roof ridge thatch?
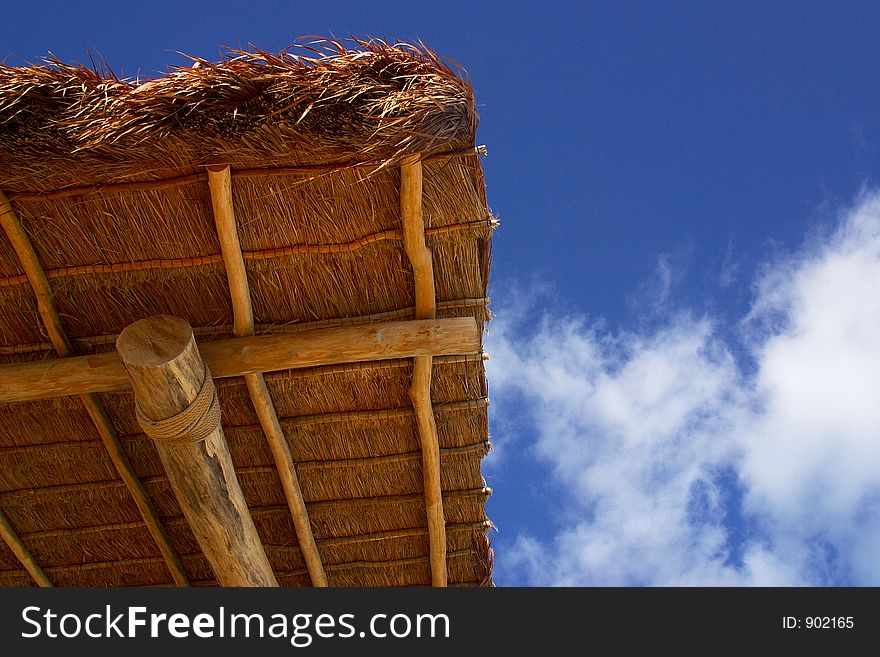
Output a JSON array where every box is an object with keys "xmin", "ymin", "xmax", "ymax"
[{"xmin": 0, "ymin": 38, "xmax": 475, "ymax": 171}]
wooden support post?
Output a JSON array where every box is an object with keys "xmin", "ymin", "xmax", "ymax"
[
  {"xmin": 208, "ymin": 165, "xmax": 328, "ymax": 587},
  {"xmin": 116, "ymin": 315, "xmax": 277, "ymax": 587},
  {"xmin": 0, "ymin": 191, "xmax": 189, "ymax": 587},
  {"xmin": 401, "ymin": 155, "xmax": 448, "ymax": 586},
  {"xmin": 0, "ymin": 507, "xmax": 52, "ymax": 587}
]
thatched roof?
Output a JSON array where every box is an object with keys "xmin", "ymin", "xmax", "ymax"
[{"xmin": 0, "ymin": 40, "xmax": 494, "ymax": 587}]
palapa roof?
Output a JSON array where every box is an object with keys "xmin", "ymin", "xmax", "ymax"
[{"xmin": 0, "ymin": 40, "xmax": 494, "ymax": 587}]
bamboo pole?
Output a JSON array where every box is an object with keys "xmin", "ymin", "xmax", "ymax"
[
  {"xmin": 208, "ymin": 165, "xmax": 328, "ymax": 587},
  {"xmin": 0, "ymin": 317, "xmax": 479, "ymax": 404},
  {"xmin": 0, "ymin": 507, "xmax": 52, "ymax": 586},
  {"xmin": 116, "ymin": 315, "xmax": 277, "ymax": 587},
  {"xmin": 0, "ymin": 191, "xmax": 189, "ymax": 587},
  {"xmin": 401, "ymin": 154, "xmax": 447, "ymax": 586}
]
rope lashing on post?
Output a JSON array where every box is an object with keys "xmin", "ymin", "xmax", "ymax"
[{"xmin": 136, "ymin": 367, "xmax": 221, "ymax": 443}]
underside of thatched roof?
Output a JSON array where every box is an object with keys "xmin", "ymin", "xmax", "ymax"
[{"xmin": 0, "ymin": 40, "xmax": 494, "ymax": 587}]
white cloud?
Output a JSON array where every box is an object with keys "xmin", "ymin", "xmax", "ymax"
[{"xmin": 487, "ymin": 191, "xmax": 880, "ymax": 586}]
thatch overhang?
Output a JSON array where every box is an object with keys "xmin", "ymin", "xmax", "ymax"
[{"xmin": 0, "ymin": 40, "xmax": 494, "ymax": 587}]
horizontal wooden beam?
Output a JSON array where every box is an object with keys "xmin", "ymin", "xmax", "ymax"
[
  {"xmin": 0, "ymin": 317, "xmax": 480, "ymax": 404},
  {"xmin": 0, "ymin": 298, "xmax": 489, "ymax": 355}
]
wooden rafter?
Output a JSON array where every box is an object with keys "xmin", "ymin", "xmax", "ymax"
[
  {"xmin": 0, "ymin": 317, "xmax": 479, "ymax": 404},
  {"xmin": 207, "ymin": 165, "xmax": 328, "ymax": 587},
  {"xmin": 0, "ymin": 506, "xmax": 51, "ymax": 586},
  {"xmin": 0, "ymin": 191, "xmax": 190, "ymax": 587},
  {"xmin": 400, "ymin": 155, "xmax": 448, "ymax": 586}
]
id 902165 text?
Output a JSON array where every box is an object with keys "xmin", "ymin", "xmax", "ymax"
[{"xmin": 782, "ymin": 616, "xmax": 854, "ymax": 630}]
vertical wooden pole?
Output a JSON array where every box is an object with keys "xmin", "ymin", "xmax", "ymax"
[
  {"xmin": 401, "ymin": 155, "xmax": 448, "ymax": 586},
  {"xmin": 207, "ymin": 165, "xmax": 328, "ymax": 587},
  {"xmin": 116, "ymin": 315, "xmax": 277, "ymax": 587}
]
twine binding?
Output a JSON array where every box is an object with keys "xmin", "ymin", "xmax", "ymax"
[{"xmin": 136, "ymin": 367, "xmax": 221, "ymax": 443}]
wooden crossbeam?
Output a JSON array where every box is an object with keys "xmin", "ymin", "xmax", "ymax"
[
  {"xmin": 0, "ymin": 191, "xmax": 190, "ymax": 587},
  {"xmin": 208, "ymin": 165, "xmax": 328, "ymax": 587},
  {"xmin": 0, "ymin": 317, "xmax": 479, "ymax": 404},
  {"xmin": 0, "ymin": 298, "xmax": 489, "ymax": 356},
  {"xmin": 400, "ymin": 155, "xmax": 448, "ymax": 586}
]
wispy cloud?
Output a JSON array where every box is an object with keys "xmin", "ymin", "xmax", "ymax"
[
  {"xmin": 626, "ymin": 243, "xmax": 693, "ymax": 318},
  {"xmin": 487, "ymin": 191, "xmax": 880, "ymax": 586},
  {"xmin": 719, "ymin": 238, "xmax": 738, "ymax": 288}
]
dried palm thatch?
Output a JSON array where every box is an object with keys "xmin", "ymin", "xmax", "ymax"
[{"xmin": 0, "ymin": 39, "xmax": 494, "ymax": 587}]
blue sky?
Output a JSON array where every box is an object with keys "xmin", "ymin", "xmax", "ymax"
[{"xmin": 4, "ymin": 1, "xmax": 880, "ymax": 586}]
